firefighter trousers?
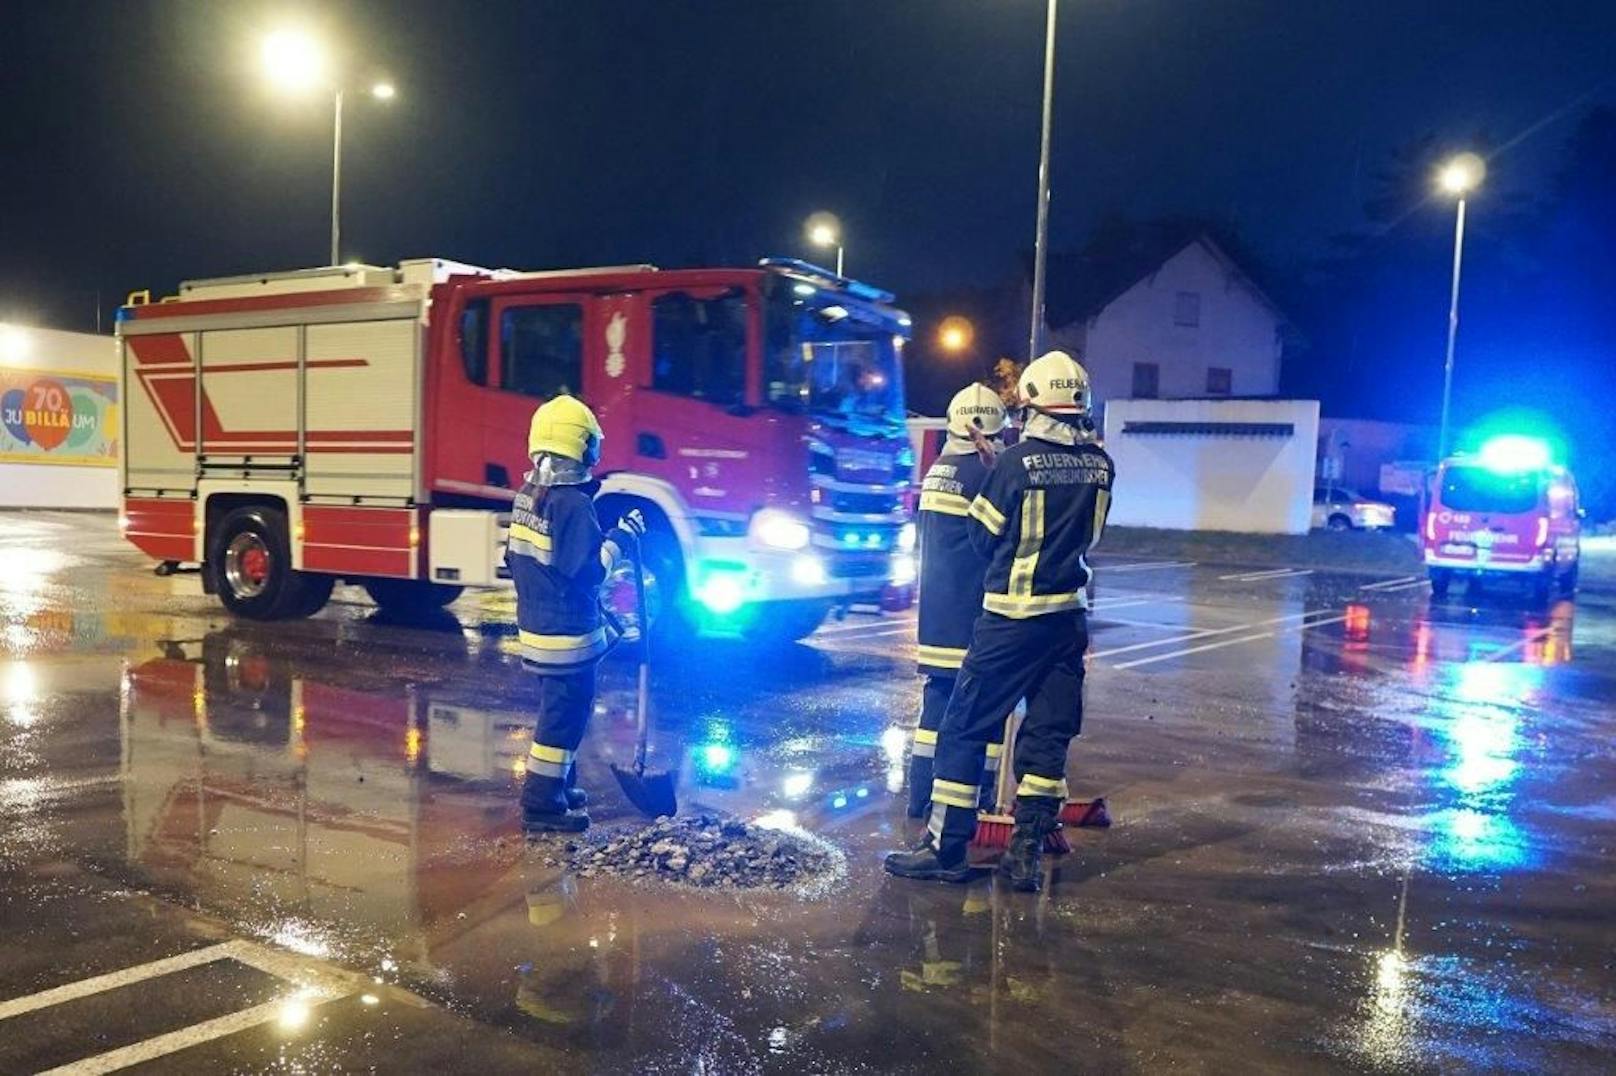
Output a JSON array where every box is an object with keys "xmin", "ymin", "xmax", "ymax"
[
  {"xmin": 909, "ymin": 674, "xmax": 1003, "ymax": 817},
  {"xmin": 927, "ymin": 610, "xmax": 1088, "ymax": 858},
  {"xmin": 520, "ymin": 663, "xmax": 597, "ymax": 814}
]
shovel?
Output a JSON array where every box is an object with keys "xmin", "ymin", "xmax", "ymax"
[{"xmin": 610, "ymin": 535, "xmax": 678, "ymax": 818}]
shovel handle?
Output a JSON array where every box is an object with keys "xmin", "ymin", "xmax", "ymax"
[{"xmin": 631, "ymin": 532, "xmax": 651, "ymax": 773}]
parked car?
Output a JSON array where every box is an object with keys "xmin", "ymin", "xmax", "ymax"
[{"xmin": 1313, "ymin": 485, "xmax": 1397, "ymax": 531}]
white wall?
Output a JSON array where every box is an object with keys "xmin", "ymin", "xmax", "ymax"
[
  {"xmin": 1074, "ymin": 242, "xmax": 1283, "ymax": 416},
  {"xmin": 0, "ymin": 323, "xmax": 120, "ymax": 509},
  {"xmin": 1104, "ymin": 399, "xmax": 1321, "ymax": 534}
]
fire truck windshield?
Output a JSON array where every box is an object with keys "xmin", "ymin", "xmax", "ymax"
[{"xmin": 765, "ymin": 279, "xmax": 906, "ymax": 429}]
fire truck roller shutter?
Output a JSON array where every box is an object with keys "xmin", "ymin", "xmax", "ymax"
[{"xmin": 302, "ymin": 318, "xmax": 421, "ymax": 503}]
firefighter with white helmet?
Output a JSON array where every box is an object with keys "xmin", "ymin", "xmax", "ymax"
[
  {"xmin": 887, "ymin": 351, "xmax": 1114, "ymax": 890},
  {"xmin": 907, "ymin": 383, "xmax": 1007, "ymax": 818},
  {"xmin": 506, "ymin": 394, "xmax": 644, "ymax": 833}
]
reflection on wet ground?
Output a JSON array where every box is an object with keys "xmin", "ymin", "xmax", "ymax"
[{"xmin": 2, "ymin": 512, "xmax": 1614, "ymax": 1072}]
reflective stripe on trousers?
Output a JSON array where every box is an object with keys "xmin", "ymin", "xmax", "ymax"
[{"xmin": 526, "ymin": 741, "xmax": 577, "ymax": 778}]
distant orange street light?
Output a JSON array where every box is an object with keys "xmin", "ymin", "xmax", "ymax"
[{"xmin": 937, "ymin": 316, "xmax": 975, "ymax": 354}]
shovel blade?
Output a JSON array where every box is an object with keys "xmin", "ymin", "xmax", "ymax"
[{"xmin": 610, "ymin": 764, "xmax": 678, "ymax": 819}]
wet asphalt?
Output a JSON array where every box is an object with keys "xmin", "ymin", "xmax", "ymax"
[{"xmin": 1, "ymin": 511, "xmax": 1613, "ymax": 1073}]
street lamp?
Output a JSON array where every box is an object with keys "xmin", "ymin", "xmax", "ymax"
[
  {"xmin": 1029, "ymin": 0, "xmax": 1058, "ymax": 361},
  {"xmin": 260, "ymin": 28, "xmax": 395, "ymax": 266},
  {"xmin": 1434, "ymin": 151, "xmax": 1485, "ymax": 460},
  {"xmin": 805, "ymin": 212, "xmax": 844, "ymax": 277},
  {"xmin": 937, "ymin": 316, "xmax": 975, "ymax": 355}
]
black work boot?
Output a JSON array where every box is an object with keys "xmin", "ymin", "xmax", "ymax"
[
  {"xmin": 884, "ymin": 835, "xmax": 974, "ymax": 884},
  {"xmin": 564, "ymin": 787, "xmax": 588, "ymax": 811},
  {"xmin": 522, "ymin": 807, "xmax": 590, "ymax": 835},
  {"xmin": 523, "ymin": 778, "xmax": 588, "ymax": 834},
  {"xmin": 1000, "ymin": 802, "xmax": 1057, "ymax": 892}
]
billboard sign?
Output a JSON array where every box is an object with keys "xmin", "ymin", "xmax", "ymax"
[{"xmin": 0, "ymin": 368, "xmax": 119, "ymax": 467}]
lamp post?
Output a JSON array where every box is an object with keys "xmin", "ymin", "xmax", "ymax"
[
  {"xmin": 805, "ymin": 212, "xmax": 844, "ymax": 277},
  {"xmin": 1434, "ymin": 152, "xmax": 1484, "ymax": 460},
  {"xmin": 261, "ymin": 29, "xmax": 395, "ymax": 266},
  {"xmin": 1028, "ymin": 0, "xmax": 1058, "ymax": 361}
]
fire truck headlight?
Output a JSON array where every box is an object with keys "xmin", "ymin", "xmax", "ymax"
[
  {"xmin": 750, "ymin": 508, "xmax": 811, "ymax": 551},
  {"xmin": 791, "ymin": 555, "xmax": 827, "ymax": 586},
  {"xmin": 896, "ymin": 522, "xmax": 916, "ymax": 553},
  {"xmin": 891, "ymin": 554, "xmax": 917, "ymax": 587}
]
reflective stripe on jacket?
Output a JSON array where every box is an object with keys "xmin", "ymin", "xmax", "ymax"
[
  {"xmin": 965, "ymin": 437, "xmax": 1114, "ymax": 619},
  {"xmin": 505, "ymin": 480, "xmax": 610, "ymax": 668},
  {"xmin": 917, "ymin": 449, "xmax": 992, "ymax": 674}
]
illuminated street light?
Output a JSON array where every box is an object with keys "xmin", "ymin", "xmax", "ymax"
[
  {"xmin": 937, "ymin": 315, "xmax": 975, "ymax": 354},
  {"xmin": 260, "ymin": 28, "xmax": 395, "ymax": 266},
  {"xmin": 805, "ymin": 212, "xmax": 844, "ymax": 277},
  {"xmin": 261, "ymin": 29, "xmax": 328, "ymax": 94},
  {"xmin": 1434, "ymin": 152, "xmax": 1486, "ymax": 458}
]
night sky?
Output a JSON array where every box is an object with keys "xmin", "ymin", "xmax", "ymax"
[{"xmin": 3, "ymin": 0, "xmax": 1613, "ymax": 331}]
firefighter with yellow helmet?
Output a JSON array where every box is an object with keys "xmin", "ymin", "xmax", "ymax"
[
  {"xmin": 908, "ymin": 383, "xmax": 1007, "ymax": 818},
  {"xmin": 887, "ymin": 351, "xmax": 1114, "ymax": 891},
  {"xmin": 506, "ymin": 394, "xmax": 644, "ymax": 833}
]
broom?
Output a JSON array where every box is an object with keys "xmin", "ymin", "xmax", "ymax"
[{"xmin": 970, "ymin": 710, "xmax": 1106, "ymax": 853}]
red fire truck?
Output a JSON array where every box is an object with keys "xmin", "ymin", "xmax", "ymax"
[{"xmin": 119, "ymin": 257, "xmax": 916, "ymax": 641}]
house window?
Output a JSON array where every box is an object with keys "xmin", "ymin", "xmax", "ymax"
[
  {"xmin": 1132, "ymin": 362, "xmax": 1160, "ymax": 399},
  {"xmin": 1174, "ymin": 291, "xmax": 1201, "ymax": 327},
  {"xmin": 500, "ymin": 303, "xmax": 583, "ymax": 399},
  {"xmin": 1207, "ymin": 366, "xmax": 1232, "ymax": 395},
  {"xmin": 650, "ymin": 289, "xmax": 747, "ymax": 406}
]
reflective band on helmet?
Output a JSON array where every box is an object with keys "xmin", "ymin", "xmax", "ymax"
[
  {"xmin": 931, "ymin": 778, "xmax": 979, "ymax": 809},
  {"xmin": 917, "ymin": 644, "xmax": 967, "ymax": 669},
  {"xmin": 968, "ymin": 495, "xmax": 1006, "ymax": 535},
  {"xmin": 982, "ymin": 590, "xmax": 1087, "ymax": 617},
  {"xmin": 518, "ymin": 627, "xmax": 608, "ymax": 667},
  {"xmin": 1017, "ymin": 773, "xmax": 1069, "ymax": 799},
  {"xmin": 919, "ymin": 490, "xmax": 971, "ymax": 517}
]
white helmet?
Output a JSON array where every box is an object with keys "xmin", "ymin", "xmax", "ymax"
[
  {"xmin": 946, "ymin": 383, "xmax": 1008, "ymax": 438},
  {"xmin": 1018, "ymin": 350, "xmax": 1092, "ymax": 420}
]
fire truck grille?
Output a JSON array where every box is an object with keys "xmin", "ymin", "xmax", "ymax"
[
  {"xmin": 828, "ymin": 555, "xmax": 891, "ymax": 579},
  {"xmin": 831, "ymin": 490, "xmax": 902, "ymax": 516}
]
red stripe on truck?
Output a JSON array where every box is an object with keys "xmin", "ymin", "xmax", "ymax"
[
  {"xmin": 301, "ymin": 506, "xmax": 417, "ymax": 578},
  {"xmin": 123, "ymin": 498, "xmax": 195, "ymax": 561},
  {"xmin": 126, "ymin": 286, "xmax": 417, "ymax": 320}
]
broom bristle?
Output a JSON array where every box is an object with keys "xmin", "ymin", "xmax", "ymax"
[
  {"xmin": 969, "ymin": 812, "xmax": 1015, "ymax": 850},
  {"xmin": 1044, "ymin": 825, "xmax": 1072, "ymax": 854},
  {"xmin": 1058, "ymin": 796, "xmax": 1110, "ymax": 828}
]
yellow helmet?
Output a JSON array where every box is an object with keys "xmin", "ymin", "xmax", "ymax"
[{"xmin": 528, "ymin": 395, "xmax": 603, "ymax": 465}]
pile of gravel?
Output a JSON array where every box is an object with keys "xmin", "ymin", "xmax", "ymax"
[{"xmin": 535, "ymin": 814, "xmax": 839, "ymax": 890}]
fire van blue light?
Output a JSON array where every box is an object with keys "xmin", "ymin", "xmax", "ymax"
[
  {"xmin": 694, "ymin": 561, "xmax": 749, "ymax": 615},
  {"xmin": 1477, "ymin": 435, "xmax": 1551, "ymax": 474}
]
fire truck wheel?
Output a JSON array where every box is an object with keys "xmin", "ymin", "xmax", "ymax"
[
  {"xmin": 746, "ymin": 599, "xmax": 831, "ymax": 646},
  {"xmin": 362, "ymin": 578, "xmax": 465, "ymax": 615},
  {"xmin": 209, "ymin": 505, "xmax": 325, "ymax": 620}
]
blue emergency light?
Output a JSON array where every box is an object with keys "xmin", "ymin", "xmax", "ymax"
[{"xmin": 1477, "ymin": 435, "xmax": 1551, "ymax": 474}]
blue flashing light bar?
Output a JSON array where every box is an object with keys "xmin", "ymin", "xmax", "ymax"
[
  {"xmin": 758, "ymin": 257, "xmax": 897, "ymax": 305},
  {"xmin": 1476, "ymin": 435, "xmax": 1551, "ymax": 474}
]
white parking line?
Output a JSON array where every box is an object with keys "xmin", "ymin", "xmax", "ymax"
[
  {"xmin": 1481, "ymin": 626, "xmax": 1555, "ymax": 663},
  {"xmin": 0, "ymin": 939, "xmax": 364, "ymax": 1074},
  {"xmin": 815, "ymin": 615, "xmax": 917, "ymax": 636},
  {"xmin": 1110, "ymin": 611, "xmax": 1348, "ymax": 670},
  {"xmin": 1376, "ymin": 579, "xmax": 1430, "ymax": 593},
  {"xmin": 1219, "ymin": 567, "xmax": 1314, "ymax": 582},
  {"xmin": 1100, "ymin": 560, "xmax": 1196, "ymax": 573},
  {"xmin": 1360, "ymin": 574, "xmax": 1422, "ymax": 591},
  {"xmin": 1090, "ymin": 608, "xmax": 1325, "ymax": 660}
]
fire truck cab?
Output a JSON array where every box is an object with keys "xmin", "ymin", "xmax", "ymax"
[{"xmin": 119, "ymin": 257, "xmax": 916, "ymax": 642}]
